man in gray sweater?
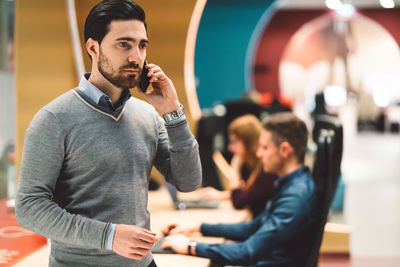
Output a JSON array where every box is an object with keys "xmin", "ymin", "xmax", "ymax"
[{"xmin": 15, "ymin": 1, "xmax": 202, "ymax": 266}]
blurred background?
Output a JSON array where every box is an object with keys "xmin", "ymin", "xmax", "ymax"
[{"xmin": 1, "ymin": 0, "xmax": 400, "ymax": 265}]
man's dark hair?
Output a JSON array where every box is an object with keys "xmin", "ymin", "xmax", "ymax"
[
  {"xmin": 84, "ymin": 0, "xmax": 147, "ymax": 45},
  {"xmin": 262, "ymin": 112, "xmax": 308, "ymax": 163}
]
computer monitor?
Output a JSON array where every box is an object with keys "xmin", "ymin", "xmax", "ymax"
[{"xmin": 165, "ymin": 182, "xmax": 219, "ymax": 210}]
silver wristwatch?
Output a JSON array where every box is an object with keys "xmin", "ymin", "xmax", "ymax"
[
  {"xmin": 162, "ymin": 104, "xmax": 185, "ymax": 122},
  {"xmin": 187, "ymin": 240, "xmax": 197, "ymax": 255}
]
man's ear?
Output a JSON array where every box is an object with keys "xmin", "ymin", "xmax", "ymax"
[
  {"xmin": 279, "ymin": 141, "xmax": 293, "ymax": 159},
  {"xmin": 86, "ymin": 38, "xmax": 99, "ymax": 60}
]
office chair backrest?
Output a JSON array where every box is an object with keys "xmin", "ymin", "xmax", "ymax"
[
  {"xmin": 197, "ymin": 110, "xmax": 225, "ymax": 142},
  {"xmin": 224, "ymin": 100, "xmax": 265, "ymax": 124},
  {"xmin": 196, "ymin": 111, "xmax": 226, "ymax": 190},
  {"xmin": 311, "ymin": 115, "xmax": 343, "ymax": 195},
  {"xmin": 306, "ymin": 115, "xmax": 343, "ymax": 267}
]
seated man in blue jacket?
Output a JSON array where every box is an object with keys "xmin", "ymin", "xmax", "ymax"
[{"xmin": 161, "ymin": 112, "xmax": 320, "ymax": 267}]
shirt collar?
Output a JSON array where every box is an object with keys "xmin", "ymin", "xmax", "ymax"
[
  {"xmin": 274, "ymin": 166, "xmax": 309, "ymax": 190},
  {"xmin": 78, "ymin": 73, "xmax": 132, "ymax": 111},
  {"xmin": 78, "ymin": 73, "xmax": 106, "ymax": 105}
]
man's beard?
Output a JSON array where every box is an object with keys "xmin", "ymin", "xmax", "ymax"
[{"xmin": 98, "ymin": 49, "xmax": 139, "ymax": 90}]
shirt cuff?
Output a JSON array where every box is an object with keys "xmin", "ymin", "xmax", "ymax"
[
  {"xmin": 106, "ymin": 223, "xmax": 116, "ymax": 250},
  {"xmin": 200, "ymin": 223, "xmax": 214, "ymax": 236},
  {"xmin": 194, "ymin": 242, "xmax": 211, "ymax": 258}
]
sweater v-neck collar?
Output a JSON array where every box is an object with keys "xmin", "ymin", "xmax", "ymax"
[{"xmin": 73, "ymin": 89, "xmax": 129, "ymax": 121}]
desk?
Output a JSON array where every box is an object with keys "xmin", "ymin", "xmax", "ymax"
[
  {"xmin": 149, "ymin": 188, "xmax": 249, "ymax": 267},
  {"xmin": 10, "ymin": 188, "xmax": 249, "ymax": 266}
]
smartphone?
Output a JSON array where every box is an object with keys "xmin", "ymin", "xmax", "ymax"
[{"xmin": 139, "ymin": 61, "xmax": 151, "ymax": 93}]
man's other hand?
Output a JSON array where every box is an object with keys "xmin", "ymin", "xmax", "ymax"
[{"xmin": 113, "ymin": 224, "xmax": 158, "ymax": 260}]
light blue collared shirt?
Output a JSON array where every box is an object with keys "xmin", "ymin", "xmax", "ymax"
[
  {"xmin": 78, "ymin": 73, "xmax": 132, "ymax": 111},
  {"xmin": 79, "ymin": 73, "xmax": 107, "ymax": 105}
]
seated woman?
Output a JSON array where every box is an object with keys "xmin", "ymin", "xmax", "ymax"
[{"xmin": 199, "ymin": 114, "xmax": 277, "ymax": 217}]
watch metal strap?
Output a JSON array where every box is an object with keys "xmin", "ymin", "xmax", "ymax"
[{"xmin": 162, "ymin": 104, "xmax": 185, "ymax": 122}]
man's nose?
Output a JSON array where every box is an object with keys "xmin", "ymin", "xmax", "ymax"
[
  {"xmin": 128, "ymin": 55, "xmax": 141, "ymax": 65},
  {"xmin": 128, "ymin": 48, "xmax": 143, "ymax": 64}
]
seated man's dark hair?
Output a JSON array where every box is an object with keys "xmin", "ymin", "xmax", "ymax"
[{"xmin": 262, "ymin": 112, "xmax": 308, "ymax": 163}]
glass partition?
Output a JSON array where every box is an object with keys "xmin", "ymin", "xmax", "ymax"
[{"xmin": 0, "ymin": 0, "xmax": 16, "ymax": 199}]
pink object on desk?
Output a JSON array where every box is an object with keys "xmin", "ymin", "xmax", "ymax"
[{"xmin": 0, "ymin": 198, "xmax": 47, "ymax": 266}]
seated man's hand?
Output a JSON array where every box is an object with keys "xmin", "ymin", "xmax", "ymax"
[
  {"xmin": 161, "ymin": 220, "xmax": 201, "ymax": 235},
  {"xmin": 113, "ymin": 224, "xmax": 158, "ymax": 260},
  {"xmin": 161, "ymin": 234, "xmax": 190, "ymax": 254}
]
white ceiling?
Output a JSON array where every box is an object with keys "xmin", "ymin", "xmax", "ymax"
[{"xmin": 279, "ymin": 0, "xmax": 399, "ymax": 9}]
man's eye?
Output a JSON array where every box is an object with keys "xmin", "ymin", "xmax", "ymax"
[
  {"xmin": 140, "ymin": 43, "xmax": 147, "ymax": 49},
  {"xmin": 118, "ymin": 42, "xmax": 128, "ymax": 48}
]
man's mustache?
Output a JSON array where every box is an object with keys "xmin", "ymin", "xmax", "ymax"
[{"xmin": 121, "ymin": 63, "xmax": 140, "ymax": 70}]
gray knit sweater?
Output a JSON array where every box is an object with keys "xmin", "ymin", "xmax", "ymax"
[{"xmin": 15, "ymin": 89, "xmax": 202, "ymax": 266}]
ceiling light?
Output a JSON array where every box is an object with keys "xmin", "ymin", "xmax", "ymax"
[
  {"xmin": 380, "ymin": 0, "xmax": 395, "ymax": 8},
  {"xmin": 324, "ymin": 85, "xmax": 347, "ymax": 107},
  {"xmin": 337, "ymin": 3, "xmax": 355, "ymax": 18},
  {"xmin": 325, "ymin": 0, "xmax": 342, "ymax": 10},
  {"xmin": 373, "ymin": 88, "xmax": 390, "ymax": 108}
]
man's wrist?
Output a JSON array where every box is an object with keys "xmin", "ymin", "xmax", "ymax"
[
  {"xmin": 159, "ymin": 102, "xmax": 181, "ymax": 115},
  {"xmin": 194, "ymin": 222, "xmax": 201, "ymax": 233},
  {"xmin": 187, "ymin": 240, "xmax": 197, "ymax": 256}
]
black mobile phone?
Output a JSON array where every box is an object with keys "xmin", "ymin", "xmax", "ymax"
[{"xmin": 139, "ymin": 61, "xmax": 151, "ymax": 92}]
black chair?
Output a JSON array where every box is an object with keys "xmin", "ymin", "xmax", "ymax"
[
  {"xmin": 305, "ymin": 115, "xmax": 343, "ymax": 267},
  {"xmin": 197, "ymin": 110, "xmax": 226, "ymax": 190}
]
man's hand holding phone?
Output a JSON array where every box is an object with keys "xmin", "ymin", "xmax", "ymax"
[{"xmin": 138, "ymin": 62, "xmax": 180, "ymax": 115}]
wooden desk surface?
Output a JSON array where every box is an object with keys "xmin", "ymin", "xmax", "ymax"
[
  {"xmin": 148, "ymin": 188, "xmax": 249, "ymax": 232},
  {"xmin": 10, "ymin": 188, "xmax": 249, "ymax": 267}
]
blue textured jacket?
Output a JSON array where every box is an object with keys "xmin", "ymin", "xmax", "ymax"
[{"xmin": 196, "ymin": 167, "xmax": 320, "ymax": 267}]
